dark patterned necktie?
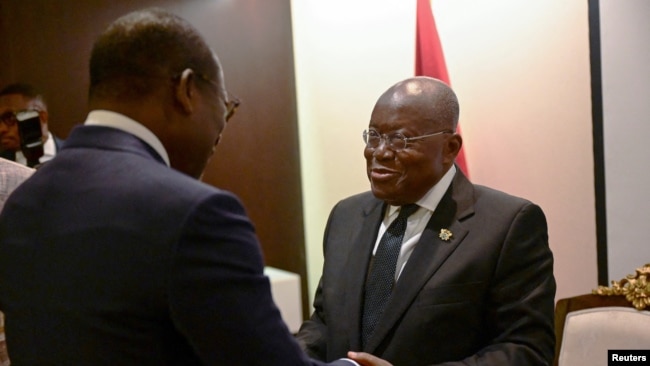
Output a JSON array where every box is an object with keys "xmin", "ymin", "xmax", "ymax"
[{"xmin": 361, "ymin": 203, "xmax": 419, "ymax": 346}]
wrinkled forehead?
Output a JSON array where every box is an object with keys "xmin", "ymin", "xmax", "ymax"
[{"xmin": 369, "ymin": 105, "xmax": 436, "ymax": 135}]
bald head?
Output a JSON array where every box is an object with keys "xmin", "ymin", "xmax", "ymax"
[
  {"xmin": 365, "ymin": 76, "xmax": 462, "ymax": 205},
  {"xmin": 375, "ymin": 76, "xmax": 459, "ymax": 132},
  {"xmin": 89, "ymin": 8, "xmax": 219, "ymax": 103}
]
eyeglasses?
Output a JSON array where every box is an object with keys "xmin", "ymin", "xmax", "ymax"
[
  {"xmin": 194, "ymin": 71, "xmax": 241, "ymax": 122},
  {"xmin": 362, "ymin": 128, "xmax": 453, "ymax": 151},
  {"xmin": 0, "ymin": 109, "xmax": 40, "ymax": 127},
  {"xmin": 224, "ymin": 96, "xmax": 240, "ymax": 122},
  {"xmin": 0, "ymin": 111, "xmax": 18, "ymax": 127}
]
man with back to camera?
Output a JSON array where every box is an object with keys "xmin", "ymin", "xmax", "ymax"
[
  {"xmin": 0, "ymin": 8, "xmax": 380, "ymax": 366},
  {"xmin": 0, "ymin": 83, "xmax": 64, "ymax": 166},
  {"xmin": 296, "ymin": 76, "xmax": 556, "ymax": 365}
]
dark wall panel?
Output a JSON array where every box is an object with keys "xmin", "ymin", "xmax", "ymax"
[{"xmin": 0, "ymin": 0, "xmax": 310, "ymax": 314}]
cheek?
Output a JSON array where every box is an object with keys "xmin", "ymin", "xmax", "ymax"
[
  {"xmin": 0, "ymin": 128, "xmax": 21, "ymax": 148},
  {"xmin": 199, "ymin": 110, "xmax": 222, "ymax": 145},
  {"xmin": 198, "ymin": 134, "xmax": 216, "ymax": 159},
  {"xmin": 394, "ymin": 153, "xmax": 437, "ymax": 183},
  {"xmin": 210, "ymin": 111, "xmax": 225, "ymax": 142},
  {"xmin": 364, "ymin": 148, "xmax": 374, "ymax": 172},
  {"xmin": 364, "ymin": 147, "xmax": 373, "ymax": 161},
  {"xmin": 407, "ymin": 158, "xmax": 445, "ymax": 188},
  {"xmin": 6, "ymin": 126, "xmax": 19, "ymax": 137}
]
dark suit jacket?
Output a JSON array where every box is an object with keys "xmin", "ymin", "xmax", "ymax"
[
  {"xmin": 296, "ymin": 171, "xmax": 556, "ymax": 365},
  {"xmin": 0, "ymin": 125, "xmax": 350, "ymax": 366}
]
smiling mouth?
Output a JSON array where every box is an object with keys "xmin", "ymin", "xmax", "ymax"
[{"xmin": 370, "ymin": 167, "xmax": 400, "ymax": 181}]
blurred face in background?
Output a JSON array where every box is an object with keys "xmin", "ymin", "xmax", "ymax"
[{"xmin": 0, "ymin": 94, "xmax": 47, "ymax": 152}]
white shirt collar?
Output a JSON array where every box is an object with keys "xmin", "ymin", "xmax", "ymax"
[
  {"xmin": 83, "ymin": 110, "xmax": 170, "ymax": 167},
  {"xmin": 40, "ymin": 131, "xmax": 56, "ymax": 162}
]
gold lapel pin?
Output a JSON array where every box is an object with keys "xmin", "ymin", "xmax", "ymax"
[{"xmin": 439, "ymin": 228, "xmax": 453, "ymax": 241}]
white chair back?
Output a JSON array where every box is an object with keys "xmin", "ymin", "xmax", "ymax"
[{"xmin": 558, "ymin": 307, "xmax": 650, "ymax": 366}]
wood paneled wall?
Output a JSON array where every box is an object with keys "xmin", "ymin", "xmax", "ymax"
[{"xmin": 0, "ymin": 0, "xmax": 311, "ymax": 315}]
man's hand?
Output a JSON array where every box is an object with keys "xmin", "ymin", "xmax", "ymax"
[{"xmin": 347, "ymin": 351, "xmax": 393, "ymax": 366}]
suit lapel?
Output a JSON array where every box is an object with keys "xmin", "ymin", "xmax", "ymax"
[
  {"xmin": 364, "ymin": 171, "xmax": 475, "ymax": 352},
  {"xmin": 344, "ymin": 198, "xmax": 385, "ymax": 351}
]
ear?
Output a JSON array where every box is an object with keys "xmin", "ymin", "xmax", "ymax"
[
  {"xmin": 443, "ymin": 133, "xmax": 463, "ymax": 164},
  {"xmin": 38, "ymin": 110, "xmax": 50, "ymax": 137},
  {"xmin": 174, "ymin": 68, "xmax": 196, "ymax": 115},
  {"xmin": 38, "ymin": 109, "xmax": 48, "ymax": 124}
]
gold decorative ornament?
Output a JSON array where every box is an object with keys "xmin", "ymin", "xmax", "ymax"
[
  {"xmin": 592, "ymin": 263, "xmax": 650, "ymax": 310},
  {"xmin": 438, "ymin": 228, "xmax": 453, "ymax": 242}
]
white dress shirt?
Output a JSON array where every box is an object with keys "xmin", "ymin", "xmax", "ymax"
[{"xmin": 373, "ymin": 165, "xmax": 456, "ymax": 281}]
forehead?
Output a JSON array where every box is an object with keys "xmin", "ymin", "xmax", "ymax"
[
  {"xmin": 369, "ymin": 99, "xmax": 434, "ymax": 132},
  {"xmin": 0, "ymin": 94, "xmax": 31, "ymax": 111}
]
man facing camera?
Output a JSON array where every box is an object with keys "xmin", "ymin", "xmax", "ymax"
[
  {"xmin": 297, "ymin": 77, "xmax": 556, "ymax": 365},
  {"xmin": 0, "ymin": 83, "xmax": 64, "ymax": 167},
  {"xmin": 0, "ymin": 8, "xmax": 366, "ymax": 366}
]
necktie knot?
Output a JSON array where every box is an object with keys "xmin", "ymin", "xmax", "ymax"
[{"xmin": 397, "ymin": 203, "xmax": 419, "ymax": 220}]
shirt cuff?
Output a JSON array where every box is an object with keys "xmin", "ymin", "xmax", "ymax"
[{"xmin": 339, "ymin": 359, "xmax": 361, "ymax": 366}]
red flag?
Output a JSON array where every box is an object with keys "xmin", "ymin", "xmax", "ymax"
[{"xmin": 415, "ymin": 0, "xmax": 469, "ymax": 176}]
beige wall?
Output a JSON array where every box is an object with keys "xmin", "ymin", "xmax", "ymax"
[{"xmin": 292, "ymin": 0, "xmax": 597, "ymax": 304}]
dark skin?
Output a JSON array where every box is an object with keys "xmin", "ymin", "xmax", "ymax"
[
  {"xmin": 348, "ymin": 351, "xmax": 392, "ymax": 366},
  {"xmin": 0, "ymin": 94, "xmax": 50, "ymax": 152},
  {"xmin": 88, "ymin": 58, "xmax": 228, "ymax": 180},
  {"xmin": 87, "ymin": 66, "xmax": 392, "ymax": 365},
  {"xmin": 365, "ymin": 77, "xmax": 462, "ymax": 206},
  {"xmin": 349, "ymin": 77, "xmax": 462, "ymax": 366}
]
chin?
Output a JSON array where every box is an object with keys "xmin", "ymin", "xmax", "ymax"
[
  {"xmin": 370, "ymin": 187, "xmax": 398, "ymax": 205},
  {"xmin": 1, "ymin": 143, "xmax": 19, "ymax": 151}
]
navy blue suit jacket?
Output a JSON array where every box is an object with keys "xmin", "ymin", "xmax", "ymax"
[{"xmin": 0, "ymin": 125, "xmax": 350, "ymax": 366}]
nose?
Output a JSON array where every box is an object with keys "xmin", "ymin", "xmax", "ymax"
[{"xmin": 372, "ymin": 140, "xmax": 395, "ymax": 160}]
